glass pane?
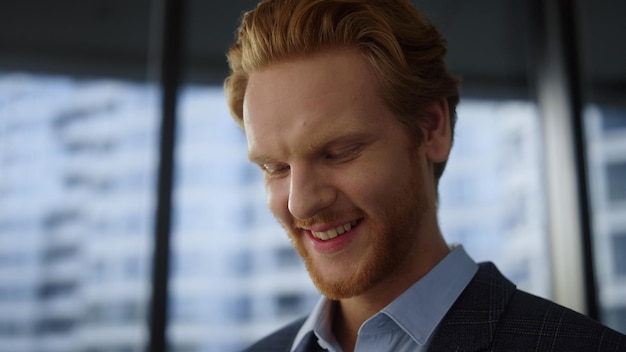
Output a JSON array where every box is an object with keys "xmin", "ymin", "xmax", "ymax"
[
  {"xmin": 0, "ymin": 74, "xmax": 159, "ymax": 352},
  {"xmin": 585, "ymin": 105, "xmax": 626, "ymax": 334},
  {"xmin": 579, "ymin": 0, "xmax": 626, "ymax": 334},
  {"xmin": 0, "ymin": 2, "xmax": 158, "ymax": 351},
  {"xmin": 439, "ymin": 100, "xmax": 551, "ymax": 299}
]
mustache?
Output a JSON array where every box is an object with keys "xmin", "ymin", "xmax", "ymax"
[{"xmin": 292, "ymin": 209, "xmax": 364, "ymax": 229}]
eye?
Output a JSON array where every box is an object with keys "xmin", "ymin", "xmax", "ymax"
[
  {"xmin": 325, "ymin": 144, "xmax": 363, "ymax": 162},
  {"xmin": 260, "ymin": 162, "xmax": 290, "ymax": 178}
]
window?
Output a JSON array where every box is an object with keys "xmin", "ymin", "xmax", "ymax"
[
  {"xmin": 611, "ymin": 234, "xmax": 626, "ymax": 276},
  {"xmin": 607, "ymin": 163, "xmax": 626, "ymax": 203},
  {"xmin": 275, "ymin": 294, "xmax": 305, "ymax": 317},
  {"xmin": 274, "ymin": 246, "xmax": 302, "ymax": 269},
  {"xmin": 0, "ymin": 74, "xmax": 158, "ymax": 351}
]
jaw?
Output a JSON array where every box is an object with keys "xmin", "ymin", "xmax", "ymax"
[{"xmin": 287, "ymin": 220, "xmax": 374, "ymax": 300}]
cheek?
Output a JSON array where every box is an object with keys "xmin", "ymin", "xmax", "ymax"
[
  {"xmin": 265, "ymin": 181, "xmax": 290, "ymax": 222},
  {"xmin": 348, "ymin": 162, "xmax": 415, "ymax": 212},
  {"xmin": 347, "ymin": 168, "xmax": 392, "ymax": 202}
]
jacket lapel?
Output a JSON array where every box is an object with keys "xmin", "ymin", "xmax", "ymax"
[{"xmin": 428, "ymin": 262, "xmax": 517, "ymax": 352}]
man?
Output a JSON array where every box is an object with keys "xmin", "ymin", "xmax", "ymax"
[{"xmin": 224, "ymin": 0, "xmax": 626, "ymax": 351}]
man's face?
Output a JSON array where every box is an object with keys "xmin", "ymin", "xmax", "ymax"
[{"xmin": 243, "ymin": 49, "xmax": 444, "ymax": 300}]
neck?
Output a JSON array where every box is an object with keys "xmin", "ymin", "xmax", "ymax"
[{"xmin": 331, "ymin": 230, "xmax": 450, "ymax": 351}]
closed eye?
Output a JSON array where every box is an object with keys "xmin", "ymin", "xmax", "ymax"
[
  {"xmin": 324, "ymin": 144, "xmax": 364, "ymax": 163},
  {"xmin": 260, "ymin": 162, "xmax": 290, "ymax": 178}
]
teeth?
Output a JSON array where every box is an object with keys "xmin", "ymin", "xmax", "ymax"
[
  {"xmin": 311, "ymin": 221, "xmax": 357, "ymax": 241},
  {"xmin": 317, "ymin": 231, "xmax": 330, "ymax": 240}
]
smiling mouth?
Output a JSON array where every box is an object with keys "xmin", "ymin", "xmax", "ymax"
[{"xmin": 310, "ymin": 220, "xmax": 360, "ymax": 241}]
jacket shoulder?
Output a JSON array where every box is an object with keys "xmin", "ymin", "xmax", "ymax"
[
  {"xmin": 242, "ymin": 316, "xmax": 307, "ymax": 352},
  {"xmin": 494, "ymin": 289, "xmax": 626, "ymax": 351},
  {"xmin": 430, "ymin": 262, "xmax": 626, "ymax": 351}
]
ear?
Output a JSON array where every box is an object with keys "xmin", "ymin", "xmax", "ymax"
[{"xmin": 421, "ymin": 99, "xmax": 452, "ymax": 163}]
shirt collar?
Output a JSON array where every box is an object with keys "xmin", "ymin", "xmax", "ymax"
[
  {"xmin": 292, "ymin": 293, "xmax": 336, "ymax": 352},
  {"xmin": 377, "ymin": 244, "xmax": 478, "ymax": 345},
  {"xmin": 291, "ymin": 245, "xmax": 478, "ymax": 352}
]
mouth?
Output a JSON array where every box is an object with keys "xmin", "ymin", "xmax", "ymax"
[{"xmin": 310, "ymin": 219, "xmax": 361, "ymax": 241}]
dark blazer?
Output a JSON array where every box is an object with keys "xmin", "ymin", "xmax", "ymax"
[{"xmin": 243, "ymin": 262, "xmax": 626, "ymax": 351}]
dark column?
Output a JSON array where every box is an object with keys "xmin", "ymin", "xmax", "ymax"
[{"xmin": 147, "ymin": 0, "xmax": 185, "ymax": 351}]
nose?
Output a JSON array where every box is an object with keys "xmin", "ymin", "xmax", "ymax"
[{"xmin": 288, "ymin": 164, "xmax": 336, "ymax": 220}]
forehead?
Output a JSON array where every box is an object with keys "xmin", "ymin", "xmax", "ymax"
[
  {"xmin": 243, "ymin": 50, "xmax": 383, "ymax": 125},
  {"xmin": 246, "ymin": 50, "xmax": 377, "ymax": 108},
  {"xmin": 242, "ymin": 49, "xmax": 391, "ymax": 160}
]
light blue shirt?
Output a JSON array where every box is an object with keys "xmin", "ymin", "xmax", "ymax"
[{"xmin": 291, "ymin": 245, "xmax": 478, "ymax": 352}]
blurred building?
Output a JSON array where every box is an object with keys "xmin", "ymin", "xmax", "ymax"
[
  {"xmin": 439, "ymin": 100, "xmax": 551, "ymax": 299},
  {"xmin": 0, "ymin": 75, "xmax": 158, "ymax": 352},
  {"xmin": 585, "ymin": 105, "xmax": 626, "ymax": 332}
]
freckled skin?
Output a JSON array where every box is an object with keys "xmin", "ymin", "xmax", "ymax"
[{"xmin": 243, "ymin": 49, "xmax": 452, "ymax": 349}]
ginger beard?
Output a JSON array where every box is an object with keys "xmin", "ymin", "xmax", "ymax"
[{"xmin": 283, "ymin": 156, "xmax": 430, "ymax": 300}]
